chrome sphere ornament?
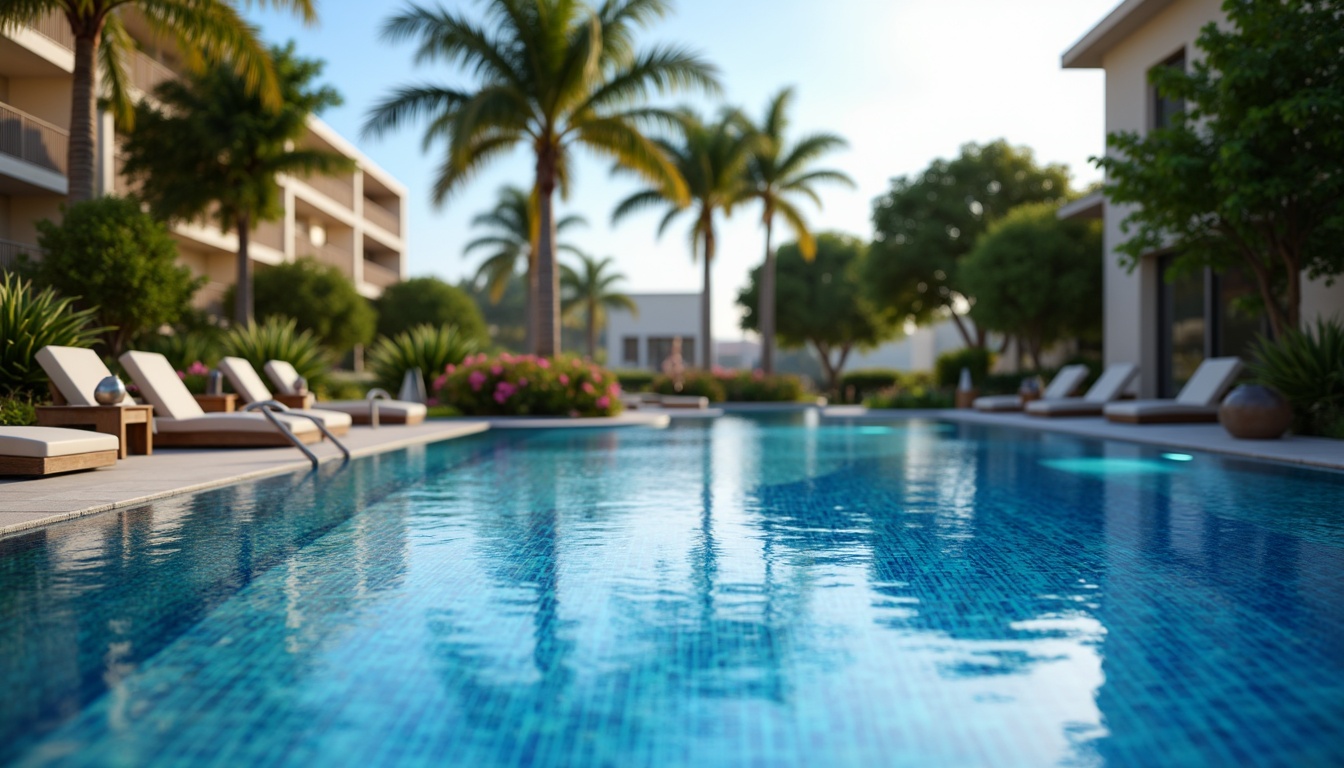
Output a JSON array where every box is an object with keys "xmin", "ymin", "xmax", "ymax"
[{"xmin": 94, "ymin": 375, "xmax": 127, "ymax": 405}]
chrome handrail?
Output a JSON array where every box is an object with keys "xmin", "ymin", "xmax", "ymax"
[
  {"xmin": 365, "ymin": 388, "xmax": 392, "ymax": 429},
  {"xmin": 244, "ymin": 400, "xmax": 351, "ymax": 467}
]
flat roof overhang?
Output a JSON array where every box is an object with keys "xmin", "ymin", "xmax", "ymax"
[{"xmin": 1062, "ymin": 0, "xmax": 1175, "ymax": 69}]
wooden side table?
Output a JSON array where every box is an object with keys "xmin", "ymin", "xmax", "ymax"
[
  {"xmin": 194, "ymin": 394, "xmax": 237, "ymax": 413},
  {"xmin": 35, "ymin": 405, "xmax": 154, "ymax": 460}
]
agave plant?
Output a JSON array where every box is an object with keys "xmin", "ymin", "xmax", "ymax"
[
  {"xmin": 1249, "ymin": 318, "xmax": 1344, "ymax": 437},
  {"xmin": 0, "ymin": 272, "xmax": 105, "ymax": 397},
  {"xmin": 221, "ymin": 316, "xmax": 329, "ymax": 391},
  {"xmin": 137, "ymin": 329, "xmax": 224, "ymax": 372},
  {"xmin": 367, "ymin": 324, "xmax": 481, "ymax": 395}
]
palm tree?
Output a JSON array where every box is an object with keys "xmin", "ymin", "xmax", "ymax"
[
  {"xmin": 363, "ymin": 0, "xmax": 718, "ymax": 357},
  {"xmin": 743, "ymin": 87, "xmax": 854, "ymax": 373},
  {"xmin": 561, "ymin": 254, "xmax": 637, "ymax": 359},
  {"xmin": 120, "ymin": 43, "xmax": 351, "ymax": 324},
  {"xmin": 464, "ymin": 185, "xmax": 587, "ymax": 348},
  {"xmin": 0, "ymin": 0, "xmax": 315, "ymax": 204},
  {"xmin": 613, "ymin": 108, "xmax": 756, "ymax": 369}
]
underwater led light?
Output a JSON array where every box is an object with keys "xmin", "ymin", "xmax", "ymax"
[
  {"xmin": 856, "ymin": 426, "xmax": 895, "ymax": 435},
  {"xmin": 1040, "ymin": 458, "xmax": 1181, "ymax": 476},
  {"xmin": 1161, "ymin": 453, "xmax": 1194, "ymax": 462}
]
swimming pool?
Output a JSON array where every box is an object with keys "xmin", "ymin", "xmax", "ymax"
[{"xmin": 2, "ymin": 416, "xmax": 1341, "ymax": 766}]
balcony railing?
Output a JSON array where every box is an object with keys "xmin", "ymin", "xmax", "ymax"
[
  {"xmin": 253, "ymin": 220, "xmax": 284, "ymax": 251},
  {"xmin": 300, "ymin": 173, "xmax": 354, "ymax": 209},
  {"xmin": 29, "ymin": 11, "xmax": 75, "ymax": 51},
  {"xmin": 0, "ymin": 239, "xmax": 42, "ymax": 272},
  {"xmin": 295, "ymin": 236, "xmax": 353, "ymax": 275},
  {"xmin": 129, "ymin": 50, "xmax": 175, "ymax": 96},
  {"xmin": 361, "ymin": 259, "xmax": 399, "ymax": 289},
  {"xmin": 362, "ymin": 198, "xmax": 400, "ymax": 236},
  {"xmin": 0, "ymin": 100, "xmax": 69, "ymax": 175}
]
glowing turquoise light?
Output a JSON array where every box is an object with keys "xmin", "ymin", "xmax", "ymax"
[
  {"xmin": 1162, "ymin": 453, "xmax": 1195, "ymax": 462},
  {"xmin": 857, "ymin": 426, "xmax": 895, "ymax": 435},
  {"xmin": 1041, "ymin": 458, "xmax": 1181, "ymax": 476}
]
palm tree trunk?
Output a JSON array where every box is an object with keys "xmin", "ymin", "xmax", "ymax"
[
  {"xmin": 586, "ymin": 300, "xmax": 597, "ymax": 360},
  {"xmin": 535, "ymin": 154, "xmax": 559, "ymax": 357},
  {"xmin": 236, "ymin": 212, "xmax": 254, "ymax": 324},
  {"xmin": 759, "ymin": 211, "xmax": 776, "ymax": 374},
  {"xmin": 701, "ymin": 218, "xmax": 715, "ymax": 369},
  {"xmin": 69, "ymin": 31, "xmax": 101, "ymax": 203}
]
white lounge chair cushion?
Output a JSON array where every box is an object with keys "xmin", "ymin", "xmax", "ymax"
[
  {"xmin": 292, "ymin": 408, "xmax": 353, "ymax": 431},
  {"xmin": 1025, "ymin": 398, "xmax": 1104, "ymax": 416},
  {"xmin": 218, "ymin": 356, "xmax": 274, "ymax": 404},
  {"xmin": 36, "ymin": 346, "xmax": 133, "ymax": 406},
  {"xmin": 1041, "ymin": 364, "xmax": 1090, "ymax": 399},
  {"xmin": 120, "ymin": 351, "xmax": 205, "ymax": 420},
  {"xmin": 1175, "ymin": 357, "xmax": 1243, "ymax": 405},
  {"xmin": 1103, "ymin": 401, "xmax": 1219, "ymax": 420},
  {"xmin": 155, "ymin": 413, "xmax": 320, "ymax": 436},
  {"xmin": 0, "ymin": 426, "xmax": 119, "ymax": 458},
  {"xmin": 974, "ymin": 394, "xmax": 1025, "ymax": 411},
  {"xmin": 1083, "ymin": 363, "xmax": 1139, "ymax": 403},
  {"xmin": 315, "ymin": 400, "xmax": 427, "ymax": 420},
  {"xmin": 264, "ymin": 360, "xmax": 304, "ymax": 395}
]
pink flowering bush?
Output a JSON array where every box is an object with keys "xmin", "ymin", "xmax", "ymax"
[
  {"xmin": 176, "ymin": 360, "xmax": 213, "ymax": 394},
  {"xmin": 437, "ymin": 353, "xmax": 623, "ymax": 417}
]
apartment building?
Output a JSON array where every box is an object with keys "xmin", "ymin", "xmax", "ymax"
[
  {"xmin": 0, "ymin": 10, "xmax": 406, "ymax": 311},
  {"xmin": 1063, "ymin": 0, "xmax": 1344, "ymax": 398}
]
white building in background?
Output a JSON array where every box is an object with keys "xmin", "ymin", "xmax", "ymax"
[
  {"xmin": 1062, "ymin": 0, "xmax": 1344, "ymax": 398},
  {"xmin": 0, "ymin": 9, "xmax": 407, "ymax": 310},
  {"xmin": 605, "ymin": 294, "xmax": 704, "ymax": 371}
]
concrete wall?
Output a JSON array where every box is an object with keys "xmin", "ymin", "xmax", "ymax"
[{"xmin": 605, "ymin": 294, "xmax": 702, "ymax": 370}]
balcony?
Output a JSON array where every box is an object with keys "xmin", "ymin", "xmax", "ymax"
[
  {"xmin": 300, "ymin": 173, "xmax": 354, "ymax": 209},
  {"xmin": 295, "ymin": 233, "xmax": 353, "ymax": 276},
  {"xmin": 0, "ymin": 100, "xmax": 69, "ymax": 175},
  {"xmin": 361, "ymin": 259, "xmax": 399, "ymax": 289},
  {"xmin": 129, "ymin": 50, "xmax": 175, "ymax": 96},
  {"xmin": 29, "ymin": 11, "xmax": 74, "ymax": 51},
  {"xmin": 253, "ymin": 219, "xmax": 284, "ymax": 251},
  {"xmin": 362, "ymin": 198, "xmax": 400, "ymax": 236}
]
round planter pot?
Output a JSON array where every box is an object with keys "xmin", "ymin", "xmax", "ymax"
[{"xmin": 1219, "ymin": 384, "xmax": 1292, "ymax": 440}]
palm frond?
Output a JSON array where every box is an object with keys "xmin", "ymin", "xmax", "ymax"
[{"xmin": 362, "ymin": 84, "xmax": 472, "ymax": 139}]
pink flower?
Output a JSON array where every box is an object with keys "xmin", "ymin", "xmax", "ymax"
[
  {"xmin": 491, "ymin": 364, "xmax": 503, "ymax": 376},
  {"xmin": 176, "ymin": 370, "xmax": 186, "ymax": 379},
  {"xmin": 582, "ymin": 382, "xmax": 595, "ymax": 394},
  {"xmin": 469, "ymin": 371, "xmax": 487, "ymax": 391},
  {"xmin": 433, "ymin": 374, "xmax": 448, "ymax": 392},
  {"xmin": 501, "ymin": 353, "xmax": 514, "ymax": 363},
  {"xmin": 187, "ymin": 361, "xmax": 210, "ymax": 376},
  {"xmin": 593, "ymin": 373, "xmax": 603, "ymax": 384},
  {"xmin": 596, "ymin": 396, "xmax": 610, "ymax": 409},
  {"xmin": 493, "ymin": 381, "xmax": 517, "ymax": 404},
  {"xmin": 518, "ymin": 377, "xmax": 528, "ymax": 387},
  {"xmin": 752, "ymin": 369, "xmax": 765, "ymax": 381},
  {"xmin": 608, "ymin": 384, "xmax": 621, "ymax": 396},
  {"xmin": 445, "ymin": 364, "xmax": 456, "ymax": 375},
  {"xmin": 538, "ymin": 358, "xmax": 550, "ymax": 369},
  {"xmin": 559, "ymin": 374, "xmax": 569, "ymax": 385}
]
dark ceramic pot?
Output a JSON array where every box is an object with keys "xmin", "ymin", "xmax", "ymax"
[{"xmin": 1219, "ymin": 384, "xmax": 1292, "ymax": 440}]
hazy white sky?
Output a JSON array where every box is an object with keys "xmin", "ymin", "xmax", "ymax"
[{"xmin": 246, "ymin": 0, "xmax": 1119, "ymax": 339}]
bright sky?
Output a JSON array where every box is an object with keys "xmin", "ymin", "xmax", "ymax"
[{"xmin": 245, "ymin": 0, "xmax": 1119, "ymax": 340}]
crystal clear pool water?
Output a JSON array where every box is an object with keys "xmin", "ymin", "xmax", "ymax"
[{"xmin": 2, "ymin": 416, "xmax": 1342, "ymax": 767}]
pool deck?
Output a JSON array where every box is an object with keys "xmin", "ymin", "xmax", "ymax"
[{"xmin": 4, "ymin": 407, "xmax": 1340, "ymax": 539}]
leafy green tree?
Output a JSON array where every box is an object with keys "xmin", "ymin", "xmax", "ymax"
[
  {"xmin": 34, "ymin": 196, "xmax": 203, "ymax": 355},
  {"xmin": 223, "ymin": 257, "xmax": 376, "ymax": 355},
  {"xmin": 614, "ymin": 108, "xmax": 757, "ymax": 368},
  {"xmin": 866, "ymin": 140, "xmax": 1071, "ymax": 347},
  {"xmin": 561, "ymin": 254, "xmax": 637, "ymax": 359},
  {"xmin": 364, "ymin": 0, "xmax": 718, "ymax": 357},
  {"xmin": 0, "ymin": 0, "xmax": 315, "ymax": 203},
  {"xmin": 742, "ymin": 87, "xmax": 854, "ymax": 373},
  {"xmin": 738, "ymin": 233, "xmax": 895, "ymax": 393},
  {"xmin": 1095, "ymin": 0, "xmax": 1344, "ymax": 338},
  {"xmin": 121, "ymin": 43, "xmax": 350, "ymax": 325},
  {"xmin": 374, "ymin": 277, "xmax": 488, "ymax": 345},
  {"xmin": 958, "ymin": 203, "xmax": 1102, "ymax": 369}
]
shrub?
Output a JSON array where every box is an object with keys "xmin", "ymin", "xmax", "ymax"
[
  {"xmin": 34, "ymin": 196, "xmax": 202, "ymax": 355},
  {"xmin": 437, "ymin": 353, "xmax": 622, "ymax": 417},
  {"xmin": 137, "ymin": 329, "xmax": 224, "ymax": 372},
  {"xmin": 0, "ymin": 393, "xmax": 38, "ymax": 426},
  {"xmin": 840, "ymin": 369, "xmax": 901, "ymax": 404},
  {"xmin": 367, "ymin": 324, "xmax": 480, "ymax": 397},
  {"xmin": 222, "ymin": 317, "xmax": 330, "ymax": 391},
  {"xmin": 375, "ymin": 277, "xmax": 488, "ymax": 343},
  {"xmin": 1249, "ymin": 319, "xmax": 1344, "ymax": 437},
  {"xmin": 652, "ymin": 370, "xmax": 726, "ymax": 402},
  {"xmin": 226, "ymin": 257, "xmax": 377, "ymax": 355},
  {"xmin": 865, "ymin": 384, "xmax": 954, "ymax": 409},
  {"xmin": 614, "ymin": 369, "xmax": 656, "ymax": 392},
  {"xmin": 934, "ymin": 347, "xmax": 995, "ymax": 388},
  {"xmin": 0, "ymin": 273, "xmax": 104, "ymax": 397},
  {"xmin": 716, "ymin": 369, "xmax": 807, "ymax": 402}
]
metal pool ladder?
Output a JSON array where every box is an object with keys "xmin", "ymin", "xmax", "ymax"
[{"xmin": 244, "ymin": 401, "xmax": 351, "ymax": 470}]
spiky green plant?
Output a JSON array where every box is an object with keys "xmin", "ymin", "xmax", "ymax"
[
  {"xmin": 1249, "ymin": 318, "xmax": 1344, "ymax": 437},
  {"xmin": 221, "ymin": 316, "xmax": 329, "ymax": 392},
  {"xmin": 0, "ymin": 272, "xmax": 104, "ymax": 397},
  {"xmin": 366, "ymin": 324, "xmax": 480, "ymax": 396},
  {"xmin": 137, "ymin": 330, "xmax": 224, "ymax": 372}
]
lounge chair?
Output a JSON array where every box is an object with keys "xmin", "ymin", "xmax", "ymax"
[
  {"xmin": 36, "ymin": 345, "xmax": 134, "ymax": 406},
  {"xmin": 974, "ymin": 364, "xmax": 1089, "ymax": 412},
  {"xmin": 119, "ymin": 351, "xmax": 323, "ymax": 447},
  {"xmin": 1104, "ymin": 357, "xmax": 1243, "ymax": 424},
  {"xmin": 216, "ymin": 357, "xmax": 352, "ymax": 436},
  {"xmin": 0, "ymin": 426, "xmax": 119, "ymax": 476},
  {"xmin": 263, "ymin": 360, "xmax": 427, "ymax": 425},
  {"xmin": 1025, "ymin": 363, "xmax": 1139, "ymax": 417}
]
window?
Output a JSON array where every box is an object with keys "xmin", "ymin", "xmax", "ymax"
[
  {"xmin": 1150, "ymin": 49, "xmax": 1186, "ymax": 131},
  {"xmin": 1157, "ymin": 255, "xmax": 1265, "ymax": 397},
  {"xmin": 622, "ymin": 336, "xmax": 639, "ymax": 365},
  {"xmin": 647, "ymin": 337, "xmax": 695, "ymax": 371}
]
